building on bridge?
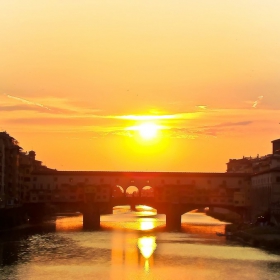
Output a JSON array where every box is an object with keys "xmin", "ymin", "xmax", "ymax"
[{"xmin": 28, "ymin": 170, "xmax": 251, "ymax": 218}]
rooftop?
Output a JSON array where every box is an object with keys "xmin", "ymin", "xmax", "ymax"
[{"xmin": 32, "ymin": 170, "xmax": 251, "ymax": 178}]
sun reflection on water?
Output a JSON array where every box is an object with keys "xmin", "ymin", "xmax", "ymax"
[
  {"xmin": 138, "ymin": 236, "xmax": 157, "ymax": 259},
  {"xmin": 139, "ymin": 218, "xmax": 156, "ymax": 230},
  {"xmin": 138, "ymin": 236, "xmax": 157, "ymax": 272}
]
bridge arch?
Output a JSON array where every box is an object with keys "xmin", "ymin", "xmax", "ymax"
[
  {"xmin": 178, "ymin": 204, "xmax": 246, "ymax": 218},
  {"xmin": 112, "ymin": 185, "xmax": 124, "ymax": 197},
  {"xmin": 140, "ymin": 186, "xmax": 154, "ymax": 197},
  {"xmin": 125, "ymin": 186, "xmax": 140, "ymax": 197}
]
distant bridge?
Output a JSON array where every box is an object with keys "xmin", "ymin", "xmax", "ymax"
[{"xmin": 28, "ymin": 171, "xmax": 251, "ymax": 230}]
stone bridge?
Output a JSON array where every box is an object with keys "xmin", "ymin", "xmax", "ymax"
[{"xmin": 29, "ymin": 171, "xmax": 251, "ymax": 230}]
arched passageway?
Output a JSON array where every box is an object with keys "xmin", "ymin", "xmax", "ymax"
[
  {"xmin": 125, "ymin": 186, "xmax": 139, "ymax": 197},
  {"xmin": 112, "ymin": 185, "xmax": 124, "ymax": 197},
  {"xmin": 141, "ymin": 186, "xmax": 154, "ymax": 197}
]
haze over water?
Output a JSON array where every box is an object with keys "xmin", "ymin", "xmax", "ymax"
[{"xmin": 1, "ymin": 208, "xmax": 280, "ymax": 280}]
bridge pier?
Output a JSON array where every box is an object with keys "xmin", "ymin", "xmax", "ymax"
[
  {"xmin": 83, "ymin": 194, "xmax": 100, "ymax": 230},
  {"xmin": 130, "ymin": 203, "xmax": 136, "ymax": 211},
  {"xmin": 166, "ymin": 205, "xmax": 181, "ymax": 231}
]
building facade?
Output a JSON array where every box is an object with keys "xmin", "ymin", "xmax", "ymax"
[
  {"xmin": 28, "ymin": 171, "xmax": 251, "ymax": 214},
  {"xmin": 0, "ymin": 132, "xmax": 51, "ymax": 209},
  {"xmin": 251, "ymin": 168, "xmax": 280, "ymax": 217},
  {"xmin": 229, "ymin": 138, "xmax": 280, "ymax": 220}
]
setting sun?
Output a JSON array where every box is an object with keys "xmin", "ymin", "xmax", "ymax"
[{"xmin": 138, "ymin": 123, "xmax": 158, "ymax": 140}]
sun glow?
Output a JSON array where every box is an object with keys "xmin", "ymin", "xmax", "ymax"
[{"xmin": 138, "ymin": 123, "xmax": 159, "ymax": 140}]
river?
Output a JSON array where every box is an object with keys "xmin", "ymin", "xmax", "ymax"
[{"xmin": 1, "ymin": 206, "xmax": 280, "ymax": 280}]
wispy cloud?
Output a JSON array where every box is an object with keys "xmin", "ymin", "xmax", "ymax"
[
  {"xmin": 0, "ymin": 104, "xmax": 77, "ymax": 114},
  {"xmin": 4, "ymin": 93, "xmax": 52, "ymax": 111},
  {"xmin": 252, "ymin": 95, "xmax": 263, "ymax": 108},
  {"xmin": 204, "ymin": 121, "xmax": 253, "ymax": 128},
  {"xmin": 196, "ymin": 105, "xmax": 207, "ymax": 110},
  {"xmin": 112, "ymin": 112, "xmax": 200, "ymax": 121},
  {"xmin": 1, "ymin": 93, "xmax": 100, "ymax": 115},
  {"xmin": 162, "ymin": 121, "xmax": 253, "ymax": 139}
]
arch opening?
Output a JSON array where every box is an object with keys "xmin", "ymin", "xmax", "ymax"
[
  {"xmin": 141, "ymin": 186, "xmax": 154, "ymax": 197},
  {"xmin": 112, "ymin": 185, "xmax": 124, "ymax": 197},
  {"xmin": 126, "ymin": 186, "xmax": 139, "ymax": 197}
]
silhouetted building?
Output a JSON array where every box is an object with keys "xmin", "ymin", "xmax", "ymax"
[
  {"xmin": 0, "ymin": 132, "xmax": 22, "ymax": 208},
  {"xmin": 272, "ymin": 139, "xmax": 280, "ymax": 154},
  {"xmin": 227, "ymin": 138, "xmax": 280, "ymax": 174},
  {"xmin": 227, "ymin": 137, "xmax": 280, "ymax": 220},
  {"xmin": 0, "ymin": 132, "xmax": 53, "ymax": 209}
]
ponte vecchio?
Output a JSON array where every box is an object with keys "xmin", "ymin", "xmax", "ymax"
[{"xmin": 30, "ymin": 171, "xmax": 251, "ymax": 230}]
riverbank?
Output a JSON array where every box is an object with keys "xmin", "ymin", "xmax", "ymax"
[
  {"xmin": 206, "ymin": 211, "xmax": 280, "ymax": 250},
  {"xmin": 226, "ymin": 224, "xmax": 280, "ymax": 250}
]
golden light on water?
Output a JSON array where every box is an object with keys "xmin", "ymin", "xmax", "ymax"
[
  {"xmin": 139, "ymin": 219, "xmax": 155, "ymax": 230},
  {"xmin": 138, "ymin": 236, "xmax": 157, "ymax": 259},
  {"xmin": 138, "ymin": 205, "xmax": 154, "ymax": 211}
]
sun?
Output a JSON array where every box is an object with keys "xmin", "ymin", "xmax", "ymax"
[{"xmin": 138, "ymin": 123, "xmax": 158, "ymax": 140}]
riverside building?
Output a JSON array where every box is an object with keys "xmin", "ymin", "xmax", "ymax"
[{"xmin": 227, "ymin": 138, "xmax": 280, "ymax": 222}]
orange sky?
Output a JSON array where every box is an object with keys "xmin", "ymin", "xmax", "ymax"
[{"xmin": 1, "ymin": 1, "xmax": 280, "ymax": 172}]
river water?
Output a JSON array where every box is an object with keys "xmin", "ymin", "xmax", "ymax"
[{"xmin": 1, "ymin": 207, "xmax": 280, "ymax": 280}]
